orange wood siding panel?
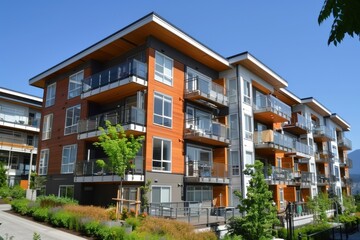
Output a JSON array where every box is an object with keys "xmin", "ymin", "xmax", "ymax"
[
  {"xmin": 213, "ymin": 185, "xmax": 228, "ymax": 207},
  {"xmin": 284, "ymin": 187, "xmax": 296, "ymax": 202}
]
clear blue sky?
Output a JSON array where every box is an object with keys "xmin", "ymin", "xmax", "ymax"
[{"xmin": 1, "ymin": 1, "xmax": 359, "ymax": 150}]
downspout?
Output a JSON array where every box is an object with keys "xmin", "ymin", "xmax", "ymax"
[{"xmin": 236, "ymin": 65, "xmax": 245, "ymax": 199}]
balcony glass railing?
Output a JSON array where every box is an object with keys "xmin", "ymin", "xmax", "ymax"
[
  {"xmin": 254, "ymin": 130, "xmax": 294, "ymax": 149},
  {"xmin": 313, "ymin": 125, "xmax": 335, "ymax": 140},
  {"xmin": 75, "ymin": 157, "xmax": 143, "ymax": 177},
  {"xmin": 253, "ymin": 95, "xmax": 291, "ymax": 120},
  {"xmin": 185, "ymin": 161, "xmax": 228, "ymax": 179},
  {"xmin": 185, "ymin": 76, "xmax": 227, "ymax": 98},
  {"xmin": 317, "ymin": 174, "xmax": 329, "ymax": 184},
  {"xmin": 82, "ymin": 59, "xmax": 147, "ymax": 93},
  {"xmin": 294, "ymin": 141, "xmax": 313, "ymax": 156},
  {"xmin": 338, "ymin": 137, "xmax": 352, "ymax": 150},
  {"xmin": 0, "ymin": 113, "xmax": 40, "ymax": 128},
  {"xmin": 78, "ymin": 106, "xmax": 145, "ymax": 133},
  {"xmin": 269, "ymin": 167, "xmax": 294, "ymax": 182},
  {"xmin": 292, "ymin": 113, "xmax": 312, "ymax": 131},
  {"xmin": 185, "ymin": 117, "xmax": 229, "ymax": 139},
  {"xmin": 0, "ymin": 135, "xmax": 37, "ymax": 148}
]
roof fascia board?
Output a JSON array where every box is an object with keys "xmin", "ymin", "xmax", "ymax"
[
  {"xmin": 330, "ymin": 114, "xmax": 351, "ymax": 130},
  {"xmin": 279, "ymin": 88, "xmax": 301, "ymax": 104},
  {"xmin": 301, "ymin": 98, "xmax": 331, "ymax": 116},
  {"xmin": 0, "ymin": 88, "xmax": 42, "ymax": 103}
]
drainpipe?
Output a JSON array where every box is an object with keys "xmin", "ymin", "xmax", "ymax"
[{"xmin": 236, "ymin": 65, "xmax": 245, "ymax": 199}]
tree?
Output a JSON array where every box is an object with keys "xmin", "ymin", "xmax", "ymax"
[
  {"xmin": 28, "ymin": 173, "xmax": 47, "ymax": 200},
  {"xmin": 0, "ymin": 162, "xmax": 7, "ymax": 187},
  {"xmin": 307, "ymin": 192, "xmax": 331, "ymax": 223},
  {"xmin": 94, "ymin": 121, "xmax": 144, "ymax": 209},
  {"xmin": 227, "ymin": 160, "xmax": 279, "ymax": 240},
  {"xmin": 318, "ymin": 0, "xmax": 360, "ymax": 45}
]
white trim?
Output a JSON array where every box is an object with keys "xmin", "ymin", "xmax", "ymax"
[
  {"xmin": 279, "ymin": 88, "xmax": 301, "ymax": 104},
  {"xmin": 151, "ymin": 185, "xmax": 172, "ymax": 203},
  {"xmin": 153, "ymin": 91, "xmax": 173, "ymax": 128},
  {"xmin": 0, "ymin": 88, "xmax": 42, "ymax": 102},
  {"xmin": 152, "ymin": 136, "xmax": 172, "ymax": 173},
  {"xmin": 58, "ymin": 185, "xmax": 74, "ymax": 198},
  {"xmin": 301, "ymin": 98, "xmax": 331, "ymax": 116},
  {"xmin": 330, "ymin": 114, "xmax": 350, "ymax": 131}
]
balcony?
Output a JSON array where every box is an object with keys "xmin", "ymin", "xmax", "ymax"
[
  {"xmin": 253, "ymin": 95, "xmax": 291, "ymax": 124},
  {"xmin": 287, "ymin": 141, "xmax": 313, "ymax": 158},
  {"xmin": 266, "ymin": 167, "xmax": 294, "ymax": 185},
  {"xmin": 313, "ymin": 126, "xmax": 335, "ymax": 142},
  {"xmin": 338, "ymin": 137, "xmax": 352, "ymax": 150},
  {"xmin": 81, "ymin": 59, "xmax": 147, "ymax": 102},
  {"xmin": 254, "ymin": 130, "xmax": 294, "ymax": 153},
  {"xmin": 184, "ymin": 161, "xmax": 229, "ymax": 184},
  {"xmin": 0, "ymin": 113, "xmax": 40, "ymax": 132},
  {"xmin": 295, "ymin": 172, "xmax": 315, "ymax": 188},
  {"xmin": 74, "ymin": 157, "xmax": 144, "ymax": 183},
  {"xmin": 342, "ymin": 177, "xmax": 352, "ymax": 187},
  {"xmin": 283, "ymin": 113, "xmax": 312, "ymax": 135},
  {"xmin": 0, "ymin": 134, "xmax": 37, "ymax": 154},
  {"xmin": 340, "ymin": 158, "xmax": 353, "ymax": 168},
  {"xmin": 78, "ymin": 106, "xmax": 146, "ymax": 140},
  {"xmin": 317, "ymin": 174, "xmax": 330, "ymax": 186},
  {"xmin": 314, "ymin": 151, "xmax": 334, "ymax": 163},
  {"xmin": 184, "ymin": 118, "xmax": 229, "ymax": 147},
  {"xmin": 185, "ymin": 77, "xmax": 228, "ymax": 108}
]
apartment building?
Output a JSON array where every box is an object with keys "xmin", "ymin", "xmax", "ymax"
[
  {"xmin": 29, "ymin": 12, "xmax": 352, "ymax": 209},
  {"xmin": 0, "ymin": 87, "xmax": 42, "ymax": 187}
]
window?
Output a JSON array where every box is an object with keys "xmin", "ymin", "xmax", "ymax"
[
  {"xmin": 244, "ymin": 114, "xmax": 253, "ymax": 140},
  {"xmin": 153, "ymin": 92, "xmax": 172, "ymax": 127},
  {"xmin": 245, "ymin": 151, "xmax": 253, "ymax": 166},
  {"xmin": 155, "ymin": 51, "xmax": 173, "ymax": 86},
  {"xmin": 186, "ymin": 186, "xmax": 212, "ymax": 202},
  {"xmin": 39, "ymin": 149, "xmax": 49, "ymax": 175},
  {"xmin": 152, "ymin": 186, "xmax": 171, "ymax": 203},
  {"xmin": 243, "ymin": 79, "xmax": 251, "ymax": 104},
  {"xmin": 61, "ymin": 144, "xmax": 77, "ymax": 174},
  {"xmin": 42, "ymin": 114, "xmax": 53, "ymax": 140},
  {"xmin": 279, "ymin": 188, "xmax": 284, "ymax": 207},
  {"xmin": 230, "ymin": 150, "xmax": 240, "ymax": 176},
  {"xmin": 45, "ymin": 83, "xmax": 56, "ymax": 107},
  {"xmin": 59, "ymin": 185, "xmax": 74, "ymax": 198},
  {"xmin": 187, "ymin": 145, "xmax": 212, "ymax": 177},
  {"xmin": 228, "ymin": 78, "xmax": 237, "ymax": 104},
  {"xmin": 152, "ymin": 138, "xmax": 171, "ymax": 172},
  {"xmin": 64, "ymin": 105, "xmax": 81, "ymax": 135},
  {"xmin": 229, "ymin": 114, "xmax": 239, "ymax": 139},
  {"xmin": 68, "ymin": 70, "xmax": 84, "ymax": 99}
]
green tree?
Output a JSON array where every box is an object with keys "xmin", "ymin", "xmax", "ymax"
[
  {"xmin": 140, "ymin": 180, "xmax": 152, "ymax": 213},
  {"xmin": 342, "ymin": 192, "xmax": 356, "ymax": 215},
  {"xmin": 319, "ymin": 0, "xmax": 360, "ymax": 45},
  {"xmin": 307, "ymin": 192, "xmax": 331, "ymax": 223},
  {"xmin": 94, "ymin": 121, "xmax": 144, "ymax": 208},
  {"xmin": 0, "ymin": 162, "xmax": 7, "ymax": 187},
  {"xmin": 227, "ymin": 160, "xmax": 279, "ymax": 240}
]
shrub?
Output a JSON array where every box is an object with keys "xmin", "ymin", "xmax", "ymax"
[
  {"xmin": 49, "ymin": 210, "xmax": 76, "ymax": 228},
  {"xmin": 10, "ymin": 185, "xmax": 25, "ymax": 199},
  {"xmin": 32, "ymin": 207, "xmax": 49, "ymax": 222},
  {"xmin": 0, "ymin": 186, "xmax": 10, "ymax": 198},
  {"xmin": 37, "ymin": 195, "xmax": 78, "ymax": 208},
  {"xmin": 63, "ymin": 204, "xmax": 110, "ymax": 221},
  {"xmin": 125, "ymin": 217, "xmax": 141, "ymax": 230},
  {"xmin": 11, "ymin": 198, "xmax": 31, "ymax": 215},
  {"xmin": 96, "ymin": 225, "xmax": 125, "ymax": 240},
  {"xmin": 81, "ymin": 220, "xmax": 101, "ymax": 236}
]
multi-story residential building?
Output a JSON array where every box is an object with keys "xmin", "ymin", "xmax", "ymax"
[
  {"xmin": 0, "ymin": 87, "xmax": 42, "ymax": 187},
  {"xmin": 29, "ymin": 12, "xmax": 352, "ymax": 210}
]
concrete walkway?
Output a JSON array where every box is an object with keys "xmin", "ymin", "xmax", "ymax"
[{"xmin": 0, "ymin": 204, "xmax": 87, "ymax": 240}]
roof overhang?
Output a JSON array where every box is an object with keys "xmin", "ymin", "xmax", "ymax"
[
  {"xmin": 330, "ymin": 113, "xmax": 350, "ymax": 131},
  {"xmin": 29, "ymin": 12, "xmax": 230, "ymax": 88},
  {"xmin": 228, "ymin": 52, "xmax": 288, "ymax": 89},
  {"xmin": 301, "ymin": 97, "xmax": 331, "ymax": 117},
  {"xmin": 276, "ymin": 88, "xmax": 301, "ymax": 106}
]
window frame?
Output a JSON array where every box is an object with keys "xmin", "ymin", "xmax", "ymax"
[
  {"xmin": 153, "ymin": 92, "xmax": 172, "ymax": 128},
  {"xmin": 244, "ymin": 114, "xmax": 253, "ymax": 140},
  {"xmin": 64, "ymin": 104, "xmax": 81, "ymax": 135},
  {"xmin": 230, "ymin": 150, "xmax": 240, "ymax": 176},
  {"xmin": 42, "ymin": 114, "xmax": 53, "ymax": 140},
  {"xmin": 186, "ymin": 185, "xmax": 213, "ymax": 202},
  {"xmin": 152, "ymin": 137, "xmax": 172, "ymax": 172},
  {"xmin": 151, "ymin": 186, "xmax": 171, "ymax": 203},
  {"xmin": 58, "ymin": 185, "xmax": 74, "ymax": 198},
  {"xmin": 229, "ymin": 113, "xmax": 239, "ymax": 140},
  {"xmin": 45, "ymin": 83, "xmax": 56, "ymax": 107},
  {"xmin": 39, "ymin": 149, "xmax": 49, "ymax": 175},
  {"xmin": 61, "ymin": 144, "xmax": 77, "ymax": 174},
  {"xmin": 68, "ymin": 70, "xmax": 84, "ymax": 99},
  {"xmin": 154, "ymin": 51, "xmax": 173, "ymax": 86},
  {"xmin": 243, "ymin": 79, "xmax": 251, "ymax": 105}
]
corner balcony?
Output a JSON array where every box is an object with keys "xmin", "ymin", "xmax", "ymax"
[
  {"xmin": 338, "ymin": 137, "xmax": 352, "ymax": 150},
  {"xmin": 78, "ymin": 106, "xmax": 146, "ymax": 140},
  {"xmin": 313, "ymin": 126, "xmax": 335, "ymax": 142},
  {"xmin": 184, "ymin": 118, "xmax": 229, "ymax": 147},
  {"xmin": 254, "ymin": 130, "xmax": 294, "ymax": 154},
  {"xmin": 253, "ymin": 95, "xmax": 291, "ymax": 124},
  {"xmin": 286, "ymin": 141, "xmax": 313, "ymax": 158},
  {"xmin": 81, "ymin": 59, "xmax": 147, "ymax": 103},
  {"xmin": 184, "ymin": 161, "xmax": 229, "ymax": 184},
  {"xmin": 0, "ymin": 113, "xmax": 40, "ymax": 132},
  {"xmin": 314, "ymin": 151, "xmax": 334, "ymax": 163},
  {"xmin": 340, "ymin": 158, "xmax": 353, "ymax": 168},
  {"xmin": 0, "ymin": 134, "xmax": 37, "ymax": 154},
  {"xmin": 283, "ymin": 113, "xmax": 312, "ymax": 135},
  {"xmin": 74, "ymin": 157, "xmax": 144, "ymax": 183},
  {"xmin": 185, "ymin": 77, "xmax": 228, "ymax": 108},
  {"xmin": 317, "ymin": 174, "xmax": 330, "ymax": 186}
]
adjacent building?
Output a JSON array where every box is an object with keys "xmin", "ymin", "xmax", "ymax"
[
  {"xmin": 0, "ymin": 87, "xmax": 42, "ymax": 187},
  {"xmin": 29, "ymin": 12, "xmax": 352, "ymax": 209}
]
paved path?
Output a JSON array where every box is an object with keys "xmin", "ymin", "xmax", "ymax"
[{"xmin": 0, "ymin": 204, "xmax": 87, "ymax": 240}]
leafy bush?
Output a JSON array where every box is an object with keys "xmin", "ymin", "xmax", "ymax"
[
  {"xmin": 10, "ymin": 185, "xmax": 25, "ymax": 199},
  {"xmin": 32, "ymin": 207, "xmax": 49, "ymax": 222},
  {"xmin": 48, "ymin": 210, "xmax": 76, "ymax": 228},
  {"xmin": 11, "ymin": 198, "xmax": 31, "ymax": 215},
  {"xmin": 96, "ymin": 225, "xmax": 125, "ymax": 240},
  {"xmin": 81, "ymin": 220, "xmax": 101, "ymax": 236},
  {"xmin": 63, "ymin": 204, "xmax": 110, "ymax": 221},
  {"xmin": 0, "ymin": 186, "xmax": 10, "ymax": 198},
  {"xmin": 37, "ymin": 195, "xmax": 78, "ymax": 208},
  {"xmin": 125, "ymin": 217, "xmax": 141, "ymax": 230}
]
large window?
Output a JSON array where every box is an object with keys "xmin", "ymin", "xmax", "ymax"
[
  {"xmin": 228, "ymin": 78, "xmax": 237, "ymax": 104},
  {"xmin": 59, "ymin": 185, "xmax": 74, "ymax": 198},
  {"xmin": 243, "ymin": 79, "xmax": 251, "ymax": 104},
  {"xmin": 152, "ymin": 186, "xmax": 171, "ymax": 203},
  {"xmin": 230, "ymin": 150, "xmax": 240, "ymax": 176},
  {"xmin": 45, "ymin": 83, "xmax": 56, "ymax": 107},
  {"xmin": 64, "ymin": 105, "xmax": 81, "ymax": 135},
  {"xmin": 42, "ymin": 114, "xmax": 53, "ymax": 140},
  {"xmin": 186, "ymin": 186, "xmax": 212, "ymax": 202},
  {"xmin": 39, "ymin": 149, "xmax": 49, "ymax": 175},
  {"xmin": 187, "ymin": 145, "xmax": 212, "ymax": 177},
  {"xmin": 245, "ymin": 151, "xmax": 253, "ymax": 166},
  {"xmin": 155, "ymin": 51, "xmax": 173, "ymax": 86},
  {"xmin": 153, "ymin": 92, "xmax": 172, "ymax": 127},
  {"xmin": 68, "ymin": 70, "xmax": 84, "ymax": 99},
  {"xmin": 152, "ymin": 138, "xmax": 171, "ymax": 172},
  {"xmin": 229, "ymin": 114, "xmax": 239, "ymax": 139},
  {"xmin": 61, "ymin": 144, "xmax": 77, "ymax": 174},
  {"xmin": 244, "ymin": 114, "xmax": 253, "ymax": 140}
]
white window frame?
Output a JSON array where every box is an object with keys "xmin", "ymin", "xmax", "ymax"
[
  {"xmin": 152, "ymin": 137, "xmax": 172, "ymax": 172},
  {"xmin": 243, "ymin": 79, "xmax": 251, "ymax": 105},
  {"xmin": 42, "ymin": 114, "xmax": 53, "ymax": 140},
  {"xmin": 39, "ymin": 149, "xmax": 49, "ymax": 175},
  {"xmin": 68, "ymin": 70, "xmax": 84, "ymax": 99},
  {"xmin": 245, "ymin": 151, "xmax": 253, "ymax": 166},
  {"xmin": 45, "ymin": 83, "xmax": 56, "ymax": 107},
  {"xmin": 64, "ymin": 105, "xmax": 81, "ymax": 135},
  {"xmin": 153, "ymin": 92, "xmax": 172, "ymax": 128},
  {"xmin": 151, "ymin": 186, "xmax": 171, "ymax": 203},
  {"xmin": 230, "ymin": 150, "xmax": 240, "ymax": 176},
  {"xmin": 58, "ymin": 185, "xmax": 74, "ymax": 198},
  {"xmin": 61, "ymin": 144, "xmax": 77, "ymax": 174},
  {"xmin": 229, "ymin": 114, "xmax": 239, "ymax": 140},
  {"xmin": 228, "ymin": 78, "xmax": 237, "ymax": 104},
  {"xmin": 155, "ymin": 51, "xmax": 173, "ymax": 86},
  {"xmin": 244, "ymin": 114, "xmax": 253, "ymax": 140}
]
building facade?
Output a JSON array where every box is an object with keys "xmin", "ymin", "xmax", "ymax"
[
  {"xmin": 29, "ymin": 13, "xmax": 352, "ymax": 209},
  {"xmin": 0, "ymin": 87, "xmax": 42, "ymax": 187}
]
